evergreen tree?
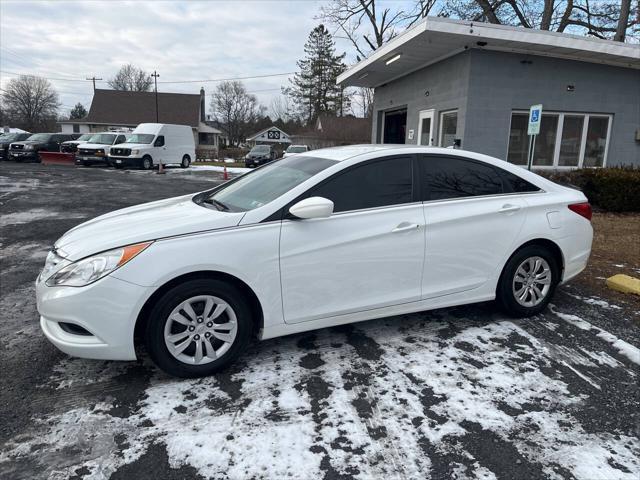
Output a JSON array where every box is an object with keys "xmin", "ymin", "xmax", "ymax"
[
  {"xmin": 288, "ymin": 25, "xmax": 349, "ymax": 124},
  {"xmin": 69, "ymin": 103, "xmax": 87, "ymax": 120}
]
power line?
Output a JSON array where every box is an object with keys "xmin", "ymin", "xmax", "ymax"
[
  {"xmin": 0, "ymin": 69, "xmax": 92, "ymax": 83},
  {"xmin": 157, "ymin": 72, "xmax": 295, "ymax": 84},
  {"xmin": 86, "ymin": 76, "xmax": 103, "ymax": 91}
]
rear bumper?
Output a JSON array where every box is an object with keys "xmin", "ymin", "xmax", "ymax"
[{"xmin": 556, "ymin": 224, "xmax": 593, "ymax": 284}]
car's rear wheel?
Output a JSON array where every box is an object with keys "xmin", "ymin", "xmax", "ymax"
[
  {"xmin": 496, "ymin": 245, "xmax": 560, "ymax": 317},
  {"xmin": 145, "ymin": 279, "xmax": 252, "ymax": 378},
  {"xmin": 142, "ymin": 156, "xmax": 153, "ymax": 170},
  {"xmin": 181, "ymin": 155, "xmax": 190, "ymax": 168}
]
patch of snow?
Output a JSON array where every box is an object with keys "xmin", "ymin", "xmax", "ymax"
[
  {"xmin": 0, "ymin": 208, "xmax": 86, "ymax": 227},
  {"xmin": 552, "ymin": 305, "xmax": 640, "ymax": 366},
  {"xmin": 613, "ymin": 264, "xmax": 625, "ymax": 268},
  {"xmin": 188, "ymin": 165, "xmax": 250, "ymax": 173},
  {"xmin": 569, "ymin": 294, "xmax": 622, "ymax": 310}
]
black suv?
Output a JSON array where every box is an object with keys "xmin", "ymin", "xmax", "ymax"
[
  {"xmin": 0, "ymin": 132, "xmax": 31, "ymax": 161},
  {"xmin": 244, "ymin": 144, "xmax": 276, "ymax": 168},
  {"xmin": 9, "ymin": 133, "xmax": 81, "ymax": 162}
]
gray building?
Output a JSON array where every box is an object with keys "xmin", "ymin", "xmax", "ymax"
[{"xmin": 338, "ymin": 17, "xmax": 640, "ymax": 169}]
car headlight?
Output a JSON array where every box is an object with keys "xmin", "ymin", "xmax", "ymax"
[
  {"xmin": 45, "ymin": 242, "xmax": 152, "ymax": 287},
  {"xmin": 24, "ymin": 145, "xmax": 34, "ymax": 150},
  {"xmin": 131, "ymin": 149, "xmax": 139, "ymax": 155}
]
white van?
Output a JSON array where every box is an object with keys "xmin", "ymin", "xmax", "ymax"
[{"xmin": 109, "ymin": 123, "xmax": 195, "ymax": 170}]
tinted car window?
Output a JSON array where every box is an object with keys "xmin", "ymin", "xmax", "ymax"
[
  {"xmin": 421, "ymin": 155, "xmax": 503, "ymax": 201},
  {"xmin": 499, "ymin": 169, "xmax": 541, "ymax": 193},
  {"xmin": 116, "ymin": 135, "xmax": 126, "ymax": 144},
  {"xmin": 310, "ymin": 156, "xmax": 413, "ymax": 213}
]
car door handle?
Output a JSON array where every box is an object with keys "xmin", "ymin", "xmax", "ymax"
[
  {"xmin": 392, "ymin": 222, "xmax": 421, "ymax": 233},
  {"xmin": 499, "ymin": 204, "xmax": 521, "ymax": 213}
]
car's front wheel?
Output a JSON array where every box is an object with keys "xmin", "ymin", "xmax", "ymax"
[
  {"xmin": 496, "ymin": 245, "xmax": 560, "ymax": 317},
  {"xmin": 145, "ymin": 279, "xmax": 252, "ymax": 377}
]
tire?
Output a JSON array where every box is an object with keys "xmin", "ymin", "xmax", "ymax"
[
  {"xmin": 145, "ymin": 279, "xmax": 253, "ymax": 378},
  {"xmin": 496, "ymin": 245, "xmax": 560, "ymax": 317},
  {"xmin": 142, "ymin": 156, "xmax": 153, "ymax": 170},
  {"xmin": 82, "ymin": 161, "xmax": 89, "ymax": 167},
  {"xmin": 181, "ymin": 155, "xmax": 190, "ymax": 169}
]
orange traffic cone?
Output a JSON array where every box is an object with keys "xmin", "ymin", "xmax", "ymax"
[
  {"xmin": 223, "ymin": 164, "xmax": 229, "ymax": 180},
  {"xmin": 157, "ymin": 162, "xmax": 165, "ymax": 174}
]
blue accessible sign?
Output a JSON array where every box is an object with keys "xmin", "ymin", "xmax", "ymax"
[{"xmin": 528, "ymin": 104, "xmax": 543, "ymax": 135}]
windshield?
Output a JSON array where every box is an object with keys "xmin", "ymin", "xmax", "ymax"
[
  {"xmin": 0, "ymin": 133, "xmax": 20, "ymax": 142},
  {"xmin": 88, "ymin": 134, "xmax": 117, "ymax": 144},
  {"xmin": 26, "ymin": 133, "xmax": 51, "ymax": 142},
  {"xmin": 125, "ymin": 134, "xmax": 154, "ymax": 144},
  {"xmin": 286, "ymin": 146, "xmax": 307, "ymax": 153},
  {"xmin": 250, "ymin": 145, "xmax": 270, "ymax": 154},
  {"xmin": 198, "ymin": 155, "xmax": 337, "ymax": 212},
  {"xmin": 77, "ymin": 134, "xmax": 93, "ymax": 142}
]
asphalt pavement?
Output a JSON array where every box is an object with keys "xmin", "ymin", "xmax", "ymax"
[{"xmin": 0, "ymin": 162, "xmax": 638, "ymax": 480}]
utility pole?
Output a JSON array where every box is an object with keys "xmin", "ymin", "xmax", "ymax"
[
  {"xmin": 151, "ymin": 71, "xmax": 160, "ymax": 122},
  {"xmin": 86, "ymin": 76, "xmax": 102, "ymax": 92}
]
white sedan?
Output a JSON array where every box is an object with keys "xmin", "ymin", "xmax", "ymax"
[{"xmin": 36, "ymin": 145, "xmax": 593, "ymax": 377}]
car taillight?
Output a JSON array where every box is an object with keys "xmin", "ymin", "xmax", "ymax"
[{"xmin": 568, "ymin": 202, "xmax": 592, "ymax": 221}]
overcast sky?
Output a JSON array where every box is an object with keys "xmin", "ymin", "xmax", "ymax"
[{"xmin": 0, "ymin": 0, "xmax": 363, "ymax": 118}]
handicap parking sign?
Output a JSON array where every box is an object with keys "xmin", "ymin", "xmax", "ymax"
[{"xmin": 528, "ymin": 104, "xmax": 542, "ymax": 135}]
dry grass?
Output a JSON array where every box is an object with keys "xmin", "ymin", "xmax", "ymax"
[{"xmin": 571, "ymin": 211, "xmax": 640, "ymax": 312}]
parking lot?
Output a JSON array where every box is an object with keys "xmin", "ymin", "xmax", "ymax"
[{"xmin": 0, "ymin": 162, "xmax": 638, "ymax": 480}]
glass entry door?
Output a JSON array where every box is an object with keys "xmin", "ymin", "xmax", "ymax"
[{"xmin": 417, "ymin": 109, "xmax": 434, "ymax": 146}]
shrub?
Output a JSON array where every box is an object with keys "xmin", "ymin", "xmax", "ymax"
[
  {"xmin": 540, "ymin": 167, "xmax": 640, "ymax": 213},
  {"xmin": 219, "ymin": 147, "xmax": 249, "ymax": 160}
]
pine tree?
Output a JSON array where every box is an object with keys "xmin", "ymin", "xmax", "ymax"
[{"xmin": 288, "ymin": 25, "xmax": 349, "ymax": 124}]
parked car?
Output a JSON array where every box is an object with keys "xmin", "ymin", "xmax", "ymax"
[
  {"xmin": 283, "ymin": 144, "xmax": 309, "ymax": 158},
  {"xmin": 36, "ymin": 146, "xmax": 593, "ymax": 378},
  {"xmin": 0, "ymin": 132, "xmax": 31, "ymax": 160},
  {"xmin": 9, "ymin": 133, "xmax": 81, "ymax": 162},
  {"xmin": 109, "ymin": 123, "xmax": 194, "ymax": 170},
  {"xmin": 76, "ymin": 132, "xmax": 128, "ymax": 167},
  {"xmin": 61, "ymin": 133, "xmax": 94, "ymax": 153},
  {"xmin": 245, "ymin": 144, "xmax": 276, "ymax": 167}
]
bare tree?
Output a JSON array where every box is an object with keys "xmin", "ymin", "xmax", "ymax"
[
  {"xmin": 108, "ymin": 64, "xmax": 152, "ymax": 91},
  {"xmin": 211, "ymin": 81, "xmax": 261, "ymax": 146},
  {"xmin": 319, "ymin": 0, "xmax": 438, "ymax": 57},
  {"xmin": 270, "ymin": 94, "xmax": 295, "ymax": 122},
  {"xmin": 1, "ymin": 75, "xmax": 60, "ymax": 131},
  {"xmin": 443, "ymin": 0, "xmax": 639, "ymax": 41},
  {"xmin": 350, "ymin": 87, "xmax": 374, "ymax": 117}
]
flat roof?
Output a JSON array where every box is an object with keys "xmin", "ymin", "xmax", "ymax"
[{"xmin": 338, "ymin": 17, "xmax": 640, "ymax": 88}]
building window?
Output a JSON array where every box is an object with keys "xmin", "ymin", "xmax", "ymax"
[
  {"xmin": 439, "ymin": 110, "xmax": 457, "ymax": 147},
  {"xmin": 73, "ymin": 124, "xmax": 80, "ymax": 133},
  {"xmin": 506, "ymin": 111, "xmax": 611, "ymax": 168}
]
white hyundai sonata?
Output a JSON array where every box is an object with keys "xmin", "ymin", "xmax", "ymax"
[{"xmin": 37, "ymin": 145, "xmax": 593, "ymax": 377}]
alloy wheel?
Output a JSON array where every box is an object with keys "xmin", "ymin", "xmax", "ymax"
[
  {"xmin": 512, "ymin": 256, "xmax": 552, "ymax": 307},
  {"xmin": 163, "ymin": 295, "xmax": 237, "ymax": 365}
]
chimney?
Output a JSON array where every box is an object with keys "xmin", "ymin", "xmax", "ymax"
[{"xmin": 200, "ymin": 87, "xmax": 205, "ymax": 123}]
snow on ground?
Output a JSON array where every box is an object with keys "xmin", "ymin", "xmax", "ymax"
[
  {"xmin": 188, "ymin": 165, "xmax": 250, "ymax": 174},
  {"xmin": 1, "ymin": 311, "xmax": 638, "ymax": 479},
  {"xmin": 0, "ymin": 208, "xmax": 87, "ymax": 227},
  {"xmin": 551, "ymin": 304, "xmax": 640, "ymax": 366}
]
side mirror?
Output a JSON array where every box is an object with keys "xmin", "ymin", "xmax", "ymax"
[{"xmin": 289, "ymin": 197, "xmax": 334, "ymax": 220}]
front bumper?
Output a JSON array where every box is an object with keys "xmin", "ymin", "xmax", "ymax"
[
  {"xmin": 110, "ymin": 156, "xmax": 142, "ymax": 167},
  {"xmin": 37, "ymin": 274, "xmax": 153, "ymax": 360},
  {"xmin": 245, "ymin": 158, "xmax": 269, "ymax": 167},
  {"xmin": 76, "ymin": 155, "xmax": 110, "ymax": 165},
  {"xmin": 9, "ymin": 151, "xmax": 38, "ymax": 161}
]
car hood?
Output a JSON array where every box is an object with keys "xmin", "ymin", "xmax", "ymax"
[
  {"xmin": 77, "ymin": 142, "xmax": 111, "ymax": 149},
  {"xmin": 12, "ymin": 141, "xmax": 43, "ymax": 147},
  {"xmin": 55, "ymin": 194, "xmax": 245, "ymax": 261}
]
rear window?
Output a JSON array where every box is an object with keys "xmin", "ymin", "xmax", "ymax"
[
  {"xmin": 499, "ymin": 170, "xmax": 541, "ymax": 193},
  {"xmin": 420, "ymin": 155, "xmax": 503, "ymax": 201}
]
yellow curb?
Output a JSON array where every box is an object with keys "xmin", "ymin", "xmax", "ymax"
[{"xmin": 606, "ymin": 274, "xmax": 640, "ymax": 296}]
